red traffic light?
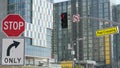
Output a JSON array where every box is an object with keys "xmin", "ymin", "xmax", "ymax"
[
  {"xmin": 61, "ymin": 13, "xmax": 65, "ymax": 19},
  {"xmin": 61, "ymin": 12, "xmax": 68, "ymax": 28}
]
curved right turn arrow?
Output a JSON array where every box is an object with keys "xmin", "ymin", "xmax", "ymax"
[{"xmin": 7, "ymin": 41, "xmax": 20, "ymax": 56}]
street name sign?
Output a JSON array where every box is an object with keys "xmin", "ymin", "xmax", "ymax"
[
  {"xmin": 2, "ymin": 14, "xmax": 25, "ymax": 37},
  {"xmin": 96, "ymin": 26, "xmax": 119, "ymax": 37},
  {"xmin": 2, "ymin": 39, "xmax": 24, "ymax": 65}
]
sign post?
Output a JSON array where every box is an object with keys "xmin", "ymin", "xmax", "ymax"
[{"xmin": 1, "ymin": 14, "xmax": 25, "ymax": 65}]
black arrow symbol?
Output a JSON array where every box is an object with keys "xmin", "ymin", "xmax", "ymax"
[{"xmin": 7, "ymin": 41, "xmax": 20, "ymax": 56}]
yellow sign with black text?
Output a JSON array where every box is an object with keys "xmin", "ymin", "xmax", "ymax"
[
  {"xmin": 96, "ymin": 26, "xmax": 119, "ymax": 37},
  {"xmin": 61, "ymin": 61, "xmax": 73, "ymax": 68}
]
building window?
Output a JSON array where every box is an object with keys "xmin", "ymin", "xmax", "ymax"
[
  {"xmin": 8, "ymin": 0, "xmax": 32, "ymax": 23},
  {"xmin": 25, "ymin": 37, "xmax": 32, "ymax": 45}
]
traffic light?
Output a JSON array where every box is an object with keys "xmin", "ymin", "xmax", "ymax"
[{"xmin": 61, "ymin": 12, "xmax": 68, "ymax": 28}]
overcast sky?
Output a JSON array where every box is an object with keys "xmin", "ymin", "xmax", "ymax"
[
  {"xmin": 54, "ymin": 0, "xmax": 68, "ymax": 3},
  {"xmin": 116, "ymin": 0, "xmax": 120, "ymax": 4},
  {"xmin": 54, "ymin": 0, "xmax": 120, "ymax": 4}
]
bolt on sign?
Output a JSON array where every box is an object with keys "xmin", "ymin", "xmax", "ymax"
[{"xmin": 96, "ymin": 26, "xmax": 119, "ymax": 37}]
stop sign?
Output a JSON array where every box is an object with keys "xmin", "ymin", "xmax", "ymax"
[{"xmin": 2, "ymin": 14, "xmax": 25, "ymax": 37}]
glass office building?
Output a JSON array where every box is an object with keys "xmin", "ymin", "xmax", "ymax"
[
  {"xmin": 53, "ymin": 0, "xmax": 117, "ymax": 68},
  {"xmin": 71, "ymin": 0, "xmax": 116, "ymax": 68},
  {"xmin": 0, "ymin": 0, "xmax": 53, "ymax": 66},
  {"xmin": 113, "ymin": 4, "xmax": 120, "ymax": 68},
  {"xmin": 52, "ymin": 1, "xmax": 71, "ymax": 61}
]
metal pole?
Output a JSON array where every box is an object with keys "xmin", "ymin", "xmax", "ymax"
[
  {"xmin": 76, "ymin": 0, "xmax": 79, "ymax": 61},
  {"xmin": 77, "ymin": 38, "xmax": 79, "ymax": 60},
  {"xmin": 73, "ymin": 55, "xmax": 75, "ymax": 68},
  {"xmin": 86, "ymin": 64, "xmax": 88, "ymax": 68},
  {"xmin": 72, "ymin": 43, "xmax": 75, "ymax": 68},
  {"xmin": 68, "ymin": 43, "xmax": 75, "ymax": 68},
  {"xmin": 72, "ymin": 49, "xmax": 75, "ymax": 68}
]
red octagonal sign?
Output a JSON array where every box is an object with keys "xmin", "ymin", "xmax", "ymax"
[{"xmin": 2, "ymin": 14, "xmax": 25, "ymax": 37}]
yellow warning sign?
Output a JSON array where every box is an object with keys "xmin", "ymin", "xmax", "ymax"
[
  {"xmin": 61, "ymin": 61, "xmax": 73, "ymax": 68},
  {"xmin": 96, "ymin": 26, "xmax": 119, "ymax": 37}
]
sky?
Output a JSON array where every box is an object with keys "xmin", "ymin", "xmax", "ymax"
[
  {"xmin": 116, "ymin": 0, "xmax": 120, "ymax": 4},
  {"xmin": 54, "ymin": 0, "xmax": 120, "ymax": 4},
  {"xmin": 54, "ymin": 0, "xmax": 68, "ymax": 3}
]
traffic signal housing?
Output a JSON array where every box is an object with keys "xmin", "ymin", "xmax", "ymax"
[{"xmin": 61, "ymin": 12, "xmax": 68, "ymax": 28}]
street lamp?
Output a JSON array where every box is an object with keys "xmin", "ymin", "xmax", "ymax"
[
  {"xmin": 76, "ymin": 37, "xmax": 86, "ymax": 60},
  {"xmin": 68, "ymin": 37, "xmax": 85, "ymax": 68}
]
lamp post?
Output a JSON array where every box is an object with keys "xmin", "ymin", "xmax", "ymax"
[
  {"xmin": 68, "ymin": 37, "xmax": 85, "ymax": 68},
  {"xmin": 68, "ymin": 42, "xmax": 76, "ymax": 68},
  {"xmin": 76, "ymin": 37, "xmax": 85, "ymax": 60}
]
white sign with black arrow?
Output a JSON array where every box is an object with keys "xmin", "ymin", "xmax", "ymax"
[{"xmin": 2, "ymin": 39, "xmax": 24, "ymax": 65}]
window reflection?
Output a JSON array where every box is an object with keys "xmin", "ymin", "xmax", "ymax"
[
  {"xmin": 25, "ymin": 37, "xmax": 32, "ymax": 45},
  {"xmin": 8, "ymin": 0, "xmax": 32, "ymax": 23}
]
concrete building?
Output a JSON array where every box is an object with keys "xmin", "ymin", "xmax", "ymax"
[{"xmin": 0, "ymin": 0, "xmax": 53, "ymax": 66}]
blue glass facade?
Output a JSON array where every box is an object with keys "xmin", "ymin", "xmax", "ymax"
[
  {"xmin": 24, "ymin": 37, "xmax": 51, "ymax": 58},
  {"xmin": 113, "ymin": 4, "xmax": 120, "ymax": 68},
  {"xmin": 25, "ymin": 45, "xmax": 51, "ymax": 57},
  {"xmin": 53, "ymin": 0, "xmax": 116, "ymax": 68},
  {"xmin": 53, "ymin": 1, "xmax": 71, "ymax": 61},
  {"xmin": 70, "ymin": 0, "xmax": 115, "ymax": 68},
  {"xmin": 8, "ymin": 0, "xmax": 32, "ymax": 23},
  {"xmin": 8, "ymin": 0, "xmax": 52, "ymax": 61},
  {"xmin": 0, "ymin": 0, "xmax": 53, "ymax": 66}
]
